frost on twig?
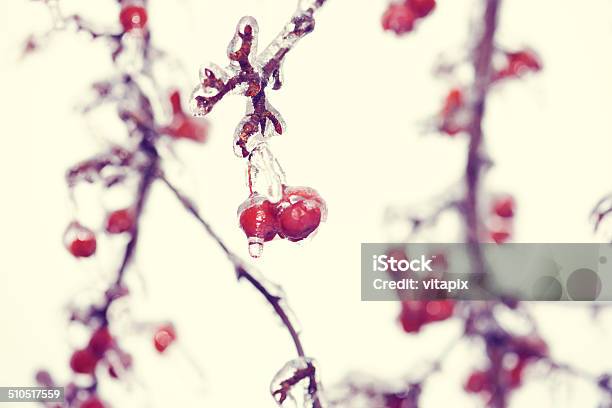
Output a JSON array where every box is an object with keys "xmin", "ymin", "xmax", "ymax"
[{"xmin": 190, "ymin": 0, "xmax": 328, "ymax": 159}]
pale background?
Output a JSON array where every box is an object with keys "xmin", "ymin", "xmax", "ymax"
[{"xmin": 1, "ymin": 0, "xmax": 612, "ymax": 407}]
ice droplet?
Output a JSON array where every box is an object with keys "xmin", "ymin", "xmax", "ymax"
[
  {"xmin": 189, "ymin": 85, "xmax": 212, "ymax": 117},
  {"xmin": 198, "ymin": 62, "xmax": 229, "ymax": 97},
  {"xmin": 248, "ymin": 238, "xmax": 264, "ymax": 258},
  {"xmin": 270, "ymin": 358, "xmax": 327, "ymax": 408}
]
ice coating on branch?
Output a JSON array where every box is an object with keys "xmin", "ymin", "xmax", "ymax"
[
  {"xmin": 198, "ymin": 62, "xmax": 230, "ymax": 96},
  {"xmin": 227, "ymin": 16, "xmax": 259, "ymax": 70},
  {"xmin": 248, "ymin": 144, "xmax": 286, "ymax": 203},
  {"xmin": 271, "ymin": 357, "xmax": 327, "ymax": 408}
]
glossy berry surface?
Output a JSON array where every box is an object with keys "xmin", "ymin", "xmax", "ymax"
[
  {"xmin": 407, "ymin": 0, "xmax": 436, "ymax": 17},
  {"xmin": 239, "ymin": 198, "xmax": 279, "ymax": 242},
  {"xmin": 154, "ymin": 324, "xmax": 177, "ymax": 353},
  {"xmin": 106, "ymin": 209, "xmax": 134, "ymax": 234},
  {"xmin": 70, "ymin": 349, "xmax": 99, "ymax": 374},
  {"xmin": 277, "ymin": 187, "xmax": 326, "ymax": 242},
  {"xmin": 65, "ymin": 223, "xmax": 97, "ymax": 258},
  {"xmin": 120, "ymin": 5, "xmax": 148, "ymax": 32},
  {"xmin": 382, "ymin": 4, "xmax": 416, "ymax": 35}
]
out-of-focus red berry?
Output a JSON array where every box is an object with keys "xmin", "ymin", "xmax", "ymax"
[
  {"xmin": 154, "ymin": 324, "xmax": 177, "ymax": 353},
  {"xmin": 424, "ymin": 300, "xmax": 455, "ymax": 322},
  {"xmin": 65, "ymin": 223, "xmax": 97, "ymax": 258},
  {"xmin": 105, "ymin": 209, "xmax": 134, "ymax": 234},
  {"xmin": 80, "ymin": 396, "xmax": 106, "ymax": 408},
  {"xmin": 70, "ymin": 349, "xmax": 99, "ymax": 375},
  {"xmin": 88, "ymin": 326, "xmax": 113, "ymax": 357},
  {"xmin": 399, "ymin": 301, "xmax": 425, "ymax": 333},
  {"xmin": 495, "ymin": 50, "xmax": 541, "ymax": 80},
  {"xmin": 442, "ymin": 88, "xmax": 463, "ymax": 117},
  {"xmin": 465, "ymin": 370, "xmax": 490, "ymax": 393},
  {"xmin": 490, "ymin": 230, "xmax": 511, "ymax": 244},
  {"xmin": 163, "ymin": 90, "xmax": 207, "ymax": 143},
  {"xmin": 492, "ymin": 196, "xmax": 515, "ymax": 218},
  {"xmin": 382, "ymin": 4, "xmax": 416, "ymax": 35},
  {"xmin": 120, "ymin": 5, "xmax": 148, "ymax": 32},
  {"xmin": 407, "ymin": 0, "xmax": 436, "ymax": 18}
]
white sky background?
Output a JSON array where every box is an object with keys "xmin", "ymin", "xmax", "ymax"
[{"xmin": 1, "ymin": 0, "xmax": 612, "ymax": 407}]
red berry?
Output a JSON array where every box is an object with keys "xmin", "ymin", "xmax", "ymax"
[
  {"xmin": 424, "ymin": 300, "xmax": 455, "ymax": 322},
  {"xmin": 154, "ymin": 324, "xmax": 177, "ymax": 353},
  {"xmin": 88, "ymin": 326, "xmax": 113, "ymax": 357},
  {"xmin": 276, "ymin": 186, "xmax": 326, "ymax": 242},
  {"xmin": 277, "ymin": 201, "xmax": 322, "ymax": 242},
  {"xmin": 399, "ymin": 301, "xmax": 425, "ymax": 333},
  {"xmin": 406, "ymin": 0, "xmax": 436, "ymax": 18},
  {"xmin": 442, "ymin": 89, "xmax": 463, "ymax": 116},
  {"xmin": 506, "ymin": 359, "xmax": 526, "ymax": 389},
  {"xmin": 490, "ymin": 230, "xmax": 511, "ymax": 244},
  {"xmin": 465, "ymin": 370, "xmax": 489, "ymax": 394},
  {"xmin": 492, "ymin": 196, "xmax": 515, "ymax": 218},
  {"xmin": 120, "ymin": 5, "xmax": 148, "ymax": 32},
  {"xmin": 80, "ymin": 396, "xmax": 106, "ymax": 408},
  {"xmin": 105, "ymin": 208, "xmax": 134, "ymax": 234},
  {"xmin": 507, "ymin": 51, "xmax": 541, "ymax": 75},
  {"xmin": 238, "ymin": 197, "xmax": 279, "ymax": 242},
  {"xmin": 382, "ymin": 4, "xmax": 416, "ymax": 35},
  {"xmin": 163, "ymin": 91, "xmax": 208, "ymax": 143},
  {"xmin": 65, "ymin": 223, "xmax": 97, "ymax": 258},
  {"xmin": 70, "ymin": 349, "xmax": 99, "ymax": 375}
]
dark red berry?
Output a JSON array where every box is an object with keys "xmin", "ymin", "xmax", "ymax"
[
  {"xmin": 492, "ymin": 196, "xmax": 515, "ymax": 218},
  {"xmin": 465, "ymin": 370, "xmax": 490, "ymax": 394},
  {"xmin": 442, "ymin": 88, "xmax": 463, "ymax": 117},
  {"xmin": 382, "ymin": 4, "xmax": 416, "ymax": 35},
  {"xmin": 70, "ymin": 349, "xmax": 99, "ymax": 375},
  {"xmin": 407, "ymin": 0, "xmax": 436, "ymax": 18},
  {"xmin": 80, "ymin": 396, "xmax": 106, "ymax": 408},
  {"xmin": 277, "ymin": 200, "xmax": 322, "ymax": 242},
  {"xmin": 105, "ymin": 208, "xmax": 134, "ymax": 234},
  {"xmin": 276, "ymin": 186, "xmax": 326, "ymax": 242},
  {"xmin": 154, "ymin": 324, "xmax": 177, "ymax": 353},
  {"xmin": 88, "ymin": 326, "xmax": 113, "ymax": 357},
  {"xmin": 120, "ymin": 5, "xmax": 148, "ymax": 32},
  {"xmin": 65, "ymin": 223, "xmax": 97, "ymax": 258}
]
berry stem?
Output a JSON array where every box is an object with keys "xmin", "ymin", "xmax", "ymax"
[{"xmin": 463, "ymin": 0, "xmax": 501, "ymax": 279}]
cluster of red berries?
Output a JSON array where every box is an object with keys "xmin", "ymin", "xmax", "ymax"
[
  {"xmin": 488, "ymin": 195, "xmax": 515, "ymax": 244},
  {"xmin": 119, "ymin": 2, "xmax": 148, "ymax": 33},
  {"xmin": 161, "ymin": 90, "xmax": 208, "ymax": 143},
  {"xmin": 65, "ymin": 208, "xmax": 135, "ymax": 259},
  {"xmin": 465, "ymin": 335, "xmax": 548, "ymax": 398},
  {"xmin": 153, "ymin": 323, "xmax": 177, "ymax": 353},
  {"xmin": 382, "ymin": 0, "xmax": 436, "ymax": 35},
  {"xmin": 399, "ymin": 299, "xmax": 455, "ymax": 333},
  {"xmin": 238, "ymin": 186, "xmax": 327, "ymax": 257}
]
